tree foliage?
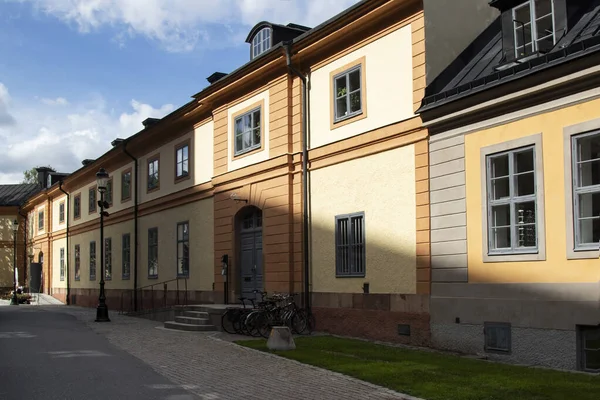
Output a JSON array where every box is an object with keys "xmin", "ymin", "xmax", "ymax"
[{"xmin": 22, "ymin": 166, "xmax": 55, "ymax": 184}]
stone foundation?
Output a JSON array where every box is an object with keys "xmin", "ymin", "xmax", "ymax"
[{"xmin": 312, "ymin": 292, "xmax": 431, "ymax": 346}]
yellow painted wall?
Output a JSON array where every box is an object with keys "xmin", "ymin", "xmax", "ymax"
[
  {"xmin": 308, "ymin": 24, "xmax": 414, "ymax": 149},
  {"xmin": 52, "ymin": 194, "xmax": 67, "ymax": 232},
  {"xmin": 310, "ymin": 145, "xmax": 417, "ymax": 294},
  {"xmin": 138, "ymin": 198, "xmax": 214, "ymax": 291},
  {"xmin": 465, "ymin": 97, "xmax": 600, "ymax": 283},
  {"xmin": 0, "ymin": 215, "xmax": 17, "ymax": 242},
  {"xmin": 69, "ymin": 219, "xmax": 134, "ymax": 290},
  {"xmin": 52, "ymin": 238, "xmax": 67, "ymax": 289},
  {"xmin": 194, "ymin": 120, "xmax": 214, "ymax": 184},
  {"xmin": 0, "ymin": 248, "xmax": 15, "ymax": 287},
  {"xmin": 226, "ymin": 89, "xmax": 270, "ymax": 172}
]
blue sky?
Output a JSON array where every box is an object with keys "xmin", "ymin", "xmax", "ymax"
[{"xmin": 0, "ymin": 0, "xmax": 359, "ymax": 183}]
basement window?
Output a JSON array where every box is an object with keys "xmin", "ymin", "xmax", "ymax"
[
  {"xmin": 579, "ymin": 326, "xmax": 600, "ymax": 372},
  {"xmin": 484, "ymin": 322, "xmax": 512, "ymax": 354}
]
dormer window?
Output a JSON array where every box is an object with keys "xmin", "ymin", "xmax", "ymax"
[
  {"xmin": 252, "ymin": 27, "xmax": 271, "ymax": 59},
  {"xmin": 513, "ymin": 0, "xmax": 556, "ymax": 58}
]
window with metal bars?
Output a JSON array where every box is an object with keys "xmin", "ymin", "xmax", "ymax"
[
  {"xmin": 122, "ymin": 234, "xmax": 130, "ymax": 279},
  {"xmin": 572, "ymin": 131, "xmax": 600, "ymax": 250},
  {"xmin": 74, "ymin": 244, "xmax": 80, "ymax": 281},
  {"xmin": 579, "ymin": 326, "xmax": 600, "ymax": 372},
  {"xmin": 176, "ymin": 222, "xmax": 189, "ymax": 277},
  {"xmin": 335, "ymin": 212, "xmax": 366, "ymax": 277},
  {"xmin": 486, "ymin": 146, "xmax": 538, "ymax": 254}
]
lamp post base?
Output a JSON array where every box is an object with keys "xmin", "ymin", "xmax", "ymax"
[
  {"xmin": 95, "ymin": 303, "xmax": 110, "ymax": 322},
  {"xmin": 10, "ymin": 293, "xmax": 19, "ymax": 306}
]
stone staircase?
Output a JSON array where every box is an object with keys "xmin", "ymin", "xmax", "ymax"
[{"xmin": 164, "ymin": 306, "xmax": 217, "ymax": 332}]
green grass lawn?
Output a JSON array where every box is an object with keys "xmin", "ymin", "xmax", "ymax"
[{"xmin": 236, "ymin": 336, "xmax": 600, "ymax": 400}]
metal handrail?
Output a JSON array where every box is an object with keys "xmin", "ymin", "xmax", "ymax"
[{"xmin": 119, "ymin": 276, "xmax": 188, "ymax": 314}]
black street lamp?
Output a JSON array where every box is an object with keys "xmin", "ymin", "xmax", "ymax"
[
  {"xmin": 95, "ymin": 168, "xmax": 111, "ymax": 322},
  {"xmin": 10, "ymin": 219, "xmax": 18, "ymax": 306}
]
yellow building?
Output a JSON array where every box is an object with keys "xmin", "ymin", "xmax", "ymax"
[
  {"xmin": 419, "ymin": 0, "xmax": 600, "ymax": 372},
  {"xmin": 16, "ymin": 0, "xmax": 431, "ymax": 344}
]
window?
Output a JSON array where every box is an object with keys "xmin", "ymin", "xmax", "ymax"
[
  {"xmin": 175, "ymin": 142, "xmax": 190, "ymax": 180},
  {"xmin": 90, "ymin": 241, "xmax": 96, "ymax": 281},
  {"xmin": 252, "ymin": 27, "xmax": 271, "ymax": 59},
  {"xmin": 234, "ymin": 107, "xmax": 261, "ymax": 156},
  {"xmin": 177, "ymin": 222, "xmax": 189, "ymax": 277},
  {"xmin": 89, "ymin": 186, "xmax": 97, "ymax": 214},
  {"xmin": 59, "ymin": 248, "xmax": 65, "ymax": 281},
  {"xmin": 484, "ymin": 322, "xmax": 512, "ymax": 354},
  {"xmin": 59, "ymin": 201, "xmax": 65, "ymax": 224},
  {"xmin": 105, "ymin": 238, "xmax": 112, "ymax": 281},
  {"xmin": 572, "ymin": 132, "xmax": 600, "ymax": 250},
  {"xmin": 513, "ymin": 0, "xmax": 556, "ymax": 58},
  {"xmin": 122, "ymin": 234, "xmax": 131, "ymax": 280},
  {"xmin": 147, "ymin": 156, "xmax": 159, "ymax": 191},
  {"xmin": 148, "ymin": 228, "xmax": 158, "ymax": 278},
  {"xmin": 335, "ymin": 212, "xmax": 366, "ymax": 277},
  {"xmin": 486, "ymin": 146, "xmax": 538, "ymax": 253},
  {"xmin": 106, "ymin": 178, "xmax": 113, "ymax": 205},
  {"xmin": 579, "ymin": 326, "xmax": 600, "ymax": 372},
  {"xmin": 121, "ymin": 169, "xmax": 132, "ymax": 201},
  {"xmin": 38, "ymin": 209, "xmax": 44, "ymax": 232},
  {"xmin": 74, "ymin": 194, "xmax": 81, "ymax": 219},
  {"xmin": 74, "ymin": 244, "xmax": 80, "ymax": 281},
  {"xmin": 333, "ymin": 65, "xmax": 363, "ymax": 123}
]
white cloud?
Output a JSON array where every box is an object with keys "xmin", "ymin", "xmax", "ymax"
[
  {"xmin": 40, "ymin": 96, "xmax": 69, "ymax": 106},
  {"xmin": 0, "ymin": 82, "xmax": 174, "ymax": 184},
  {"xmin": 17, "ymin": 0, "xmax": 361, "ymax": 52},
  {"xmin": 0, "ymin": 83, "xmax": 16, "ymax": 126}
]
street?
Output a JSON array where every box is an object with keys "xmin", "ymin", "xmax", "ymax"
[
  {"xmin": 0, "ymin": 306, "xmax": 196, "ymax": 400},
  {"xmin": 0, "ymin": 305, "xmax": 410, "ymax": 400}
]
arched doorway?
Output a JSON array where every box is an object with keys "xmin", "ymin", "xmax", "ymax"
[{"xmin": 236, "ymin": 206, "xmax": 263, "ymax": 300}]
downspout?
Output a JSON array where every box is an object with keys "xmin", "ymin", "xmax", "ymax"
[
  {"xmin": 284, "ymin": 42, "xmax": 311, "ymax": 312},
  {"xmin": 123, "ymin": 140, "xmax": 139, "ymax": 311},
  {"xmin": 58, "ymin": 182, "xmax": 70, "ymax": 305},
  {"xmin": 17, "ymin": 206, "xmax": 27, "ymax": 292}
]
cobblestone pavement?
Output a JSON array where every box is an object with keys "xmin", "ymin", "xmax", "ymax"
[{"xmin": 47, "ymin": 306, "xmax": 419, "ymax": 400}]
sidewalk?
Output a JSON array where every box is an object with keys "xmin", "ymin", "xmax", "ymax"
[{"xmin": 53, "ymin": 306, "xmax": 418, "ymax": 400}]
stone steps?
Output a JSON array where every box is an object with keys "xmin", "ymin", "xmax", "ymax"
[{"xmin": 164, "ymin": 309, "xmax": 216, "ymax": 332}]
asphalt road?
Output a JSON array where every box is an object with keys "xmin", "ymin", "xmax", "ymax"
[{"xmin": 0, "ymin": 306, "xmax": 198, "ymax": 400}]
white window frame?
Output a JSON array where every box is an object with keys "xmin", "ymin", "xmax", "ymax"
[
  {"xmin": 512, "ymin": 0, "xmax": 556, "ymax": 58},
  {"xmin": 564, "ymin": 118, "xmax": 600, "ymax": 259},
  {"xmin": 234, "ymin": 107, "xmax": 261, "ymax": 156},
  {"xmin": 480, "ymin": 134, "xmax": 546, "ymax": 262},
  {"xmin": 252, "ymin": 27, "xmax": 271, "ymax": 59}
]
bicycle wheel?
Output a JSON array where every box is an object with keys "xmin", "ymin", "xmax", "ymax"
[
  {"xmin": 291, "ymin": 309, "xmax": 308, "ymax": 334},
  {"xmin": 244, "ymin": 310, "xmax": 263, "ymax": 337},
  {"xmin": 221, "ymin": 310, "xmax": 237, "ymax": 334},
  {"xmin": 257, "ymin": 311, "xmax": 274, "ymax": 338}
]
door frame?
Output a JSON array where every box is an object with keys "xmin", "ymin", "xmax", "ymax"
[{"xmin": 234, "ymin": 206, "xmax": 264, "ymax": 299}]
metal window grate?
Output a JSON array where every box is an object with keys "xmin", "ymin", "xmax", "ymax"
[
  {"xmin": 335, "ymin": 212, "xmax": 366, "ymax": 277},
  {"xmin": 484, "ymin": 322, "xmax": 512, "ymax": 354},
  {"xmin": 59, "ymin": 248, "xmax": 65, "ymax": 281},
  {"xmin": 105, "ymin": 238, "xmax": 112, "ymax": 281},
  {"xmin": 176, "ymin": 222, "xmax": 189, "ymax": 277},
  {"xmin": 122, "ymin": 234, "xmax": 131, "ymax": 279},
  {"xmin": 74, "ymin": 244, "xmax": 81, "ymax": 281}
]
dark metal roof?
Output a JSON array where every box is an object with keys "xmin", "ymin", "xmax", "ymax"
[
  {"xmin": 0, "ymin": 184, "xmax": 41, "ymax": 206},
  {"xmin": 245, "ymin": 21, "xmax": 311, "ymax": 43},
  {"xmin": 419, "ymin": 1, "xmax": 600, "ymax": 113}
]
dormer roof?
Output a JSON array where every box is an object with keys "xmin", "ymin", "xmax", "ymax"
[{"xmin": 245, "ymin": 21, "xmax": 310, "ymax": 44}]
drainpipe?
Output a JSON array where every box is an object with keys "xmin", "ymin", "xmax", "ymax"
[
  {"xmin": 123, "ymin": 140, "xmax": 139, "ymax": 311},
  {"xmin": 17, "ymin": 207, "xmax": 27, "ymax": 293},
  {"xmin": 284, "ymin": 42, "xmax": 311, "ymax": 312},
  {"xmin": 58, "ymin": 182, "xmax": 70, "ymax": 305}
]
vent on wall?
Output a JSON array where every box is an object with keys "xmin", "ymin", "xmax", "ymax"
[{"xmin": 397, "ymin": 324, "xmax": 411, "ymax": 336}]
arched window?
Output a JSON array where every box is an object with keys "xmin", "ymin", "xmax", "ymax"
[{"xmin": 252, "ymin": 27, "xmax": 271, "ymax": 59}]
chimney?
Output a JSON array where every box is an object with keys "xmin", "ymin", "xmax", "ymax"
[
  {"xmin": 207, "ymin": 72, "xmax": 228, "ymax": 84},
  {"xmin": 82, "ymin": 159, "xmax": 95, "ymax": 167},
  {"xmin": 111, "ymin": 138, "xmax": 125, "ymax": 147},
  {"xmin": 35, "ymin": 167, "xmax": 54, "ymax": 189},
  {"xmin": 142, "ymin": 118, "xmax": 161, "ymax": 128}
]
